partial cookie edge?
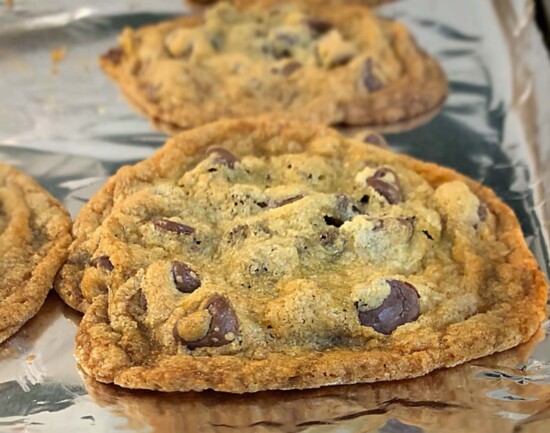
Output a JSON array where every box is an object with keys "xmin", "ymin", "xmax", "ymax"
[{"xmin": 0, "ymin": 163, "xmax": 72, "ymax": 344}]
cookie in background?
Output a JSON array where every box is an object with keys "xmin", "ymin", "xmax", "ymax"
[{"xmin": 100, "ymin": 1, "xmax": 447, "ymax": 133}]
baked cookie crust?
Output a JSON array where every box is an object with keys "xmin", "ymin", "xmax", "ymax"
[
  {"xmin": 100, "ymin": 1, "xmax": 447, "ymax": 133},
  {"xmin": 80, "ymin": 332, "xmax": 544, "ymax": 432},
  {"xmin": 60, "ymin": 118, "xmax": 547, "ymax": 392},
  {"xmin": 0, "ymin": 163, "xmax": 72, "ymax": 344}
]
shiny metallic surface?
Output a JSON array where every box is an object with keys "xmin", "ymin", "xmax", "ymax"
[{"xmin": 0, "ymin": 0, "xmax": 549, "ymax": 431}]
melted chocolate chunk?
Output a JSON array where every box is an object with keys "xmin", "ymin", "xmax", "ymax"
[
  {"xmin": 127, "ymin": 289, "xmax": 148, "ymax": 320},
  {"xmin": 102, "ymin": 47, "xmax": 124, "ymax": 65},
  {"xmin": 184, "ymin": 295, "xmax": 239, "ymax": 349},
  {"xmin": 363, "ymin": 58, "xmax": 384, "ymax": 92},
  {"xmin": 280, "ymin": 61, "xmax": 302, "ymax": 76},
  {"xmin": 89, "ymin": 256, "xmax": 114, "ymax": 271},
  {"xmin": 153, "ymin": 219, "xmax": 195, "ymax": 235},
  {"xmin": 305, "ymin": 18, "xmax": 333, "ymax": 34},
  {"xmin": 366, "ymin": 178, "xmax": 402, "ymax": 204},
  {"xmin": 362, "ymin": 133, "xmax": 388, "ymax": 149},
  {"xmin": 172, "ymin": 261, "xmax": 201, "ymax": 293},
  {"xmin": 357, "ymin": 280, "xmax": 420, "ymax": 335},
  {"xmin": 366, "ymin": 168, "xmax": 403, "ymax": 204},
  {"xmin": 206, "ymin": 148, "xmax": 240, "ymax": 168}
]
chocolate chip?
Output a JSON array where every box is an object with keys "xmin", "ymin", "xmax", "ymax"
[
  {"xmin": 89, "ymin": 256, "xmax": 114, "ymax": 271},
  {"xmin": 324, "ymin": 215, "xmax": 344, "ymax": 228},
  {"xmin": 184, "ymin": 295, "xmax": 239, "ymax": 349},
  {"xmin": 305, "ymin": 18, "xmax": 333, "ymax": 34},
  {"xmin": 478, "ymin": 204, "xmax": 488, "ymax": 221},
  {"xmin": 363, "ymin": 133, "xmax": 388, "ymax": 149},
  {"xmin": 363, "ymin": 58, "xmax": 384, "ymax": 92},
  {"xmin": 366, "ymin": 179, "xmax": 402, "ymax": 204},
  {"xmin": 366, "ymin": 168, "xmax": 403, "ymax": 204},
  {"xmin": 275, "ymin": 195, "xmax": 304, "ymax": 207},
  {"xmin": 153, "ymin": 219, "xmax": 195, "ymax": 235},
  {"xmin": 360, "ymin": 195, "xmax": 370, "ymax": 204},
  {"xmin": 102, "ymin": 47, "xmax": 124, "ymax": 65},
  {"xmin": 127, "ymin": 289, "xmax": 148, "ymax": 320},
  {"xmin": 172, "ymin": 261, "xmax": 201, "ymax": 293},
  {"xmin": 364, "ymin": 133, "xmax": 379, "ymax": 144},
  {"xmin": 273, "ymin": 48, "xmax": 292, "ymax": 59},
  {"xmin": 280, "ymin": 61, "xmax": 302, "ymax": 76},
  {"xmin": 206, "ymin": 148, "xmax": 240, "ymax": 168},
  {"xmin": 357, "ymin": 280, "xmax": 420, "ymax": 334}
]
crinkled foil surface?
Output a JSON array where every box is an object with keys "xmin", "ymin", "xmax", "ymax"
[{"xmin": 0, "ymin": 0, "xmax": 550, "ymax": 432}]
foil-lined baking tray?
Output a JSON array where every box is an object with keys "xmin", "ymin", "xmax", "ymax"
[{"xmin": 0, "ymin": 0, "xmax": 549, "ymax": 432}]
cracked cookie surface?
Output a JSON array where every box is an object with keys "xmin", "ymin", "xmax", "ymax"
[
  {"xmin": 61, "ymin": 118, "xmax": 546, "ymax": 392},
  {"xmin": 100, "ymin": 1, "xmax": 447, "ymax": 133},
  {"xmin": 0, "ymin": 163, "xmax": 72, "ymax": 344}
]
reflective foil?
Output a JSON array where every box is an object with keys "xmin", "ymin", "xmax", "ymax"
[{"xmin": 0, "ymin": 0, "xmax": 549, "ymax": 432}]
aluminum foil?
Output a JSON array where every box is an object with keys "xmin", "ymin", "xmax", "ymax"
[{"xmin": 0, "ymin": 0, "xmax": 549, "ymax": 432}]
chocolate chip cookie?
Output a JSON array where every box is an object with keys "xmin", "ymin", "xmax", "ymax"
[
  {"xmin": 60, "ymin": 118, "xmax": 546, "ymax": 392},
  {"xmin": 100, "ymin": 1, "xmax": 447, "ymax": 133},
  {"xmin": 0, "ymin": 163, "xmax": 72, "ymax": 344}
]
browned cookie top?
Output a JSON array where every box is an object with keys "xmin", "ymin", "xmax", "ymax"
[
  {"xmin": 0, "ymin": 163, "xmax": 72, "ymax": 344},
  {"xmin": 100, "ymin": 1, "xmax": 447, "ymax": 132},
  {"xmin": 67, "ymin": 118, "xmax": 546, "ymax": 393}
]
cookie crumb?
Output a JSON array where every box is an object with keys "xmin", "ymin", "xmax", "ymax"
[
  {"xmin": 50, "ymin": 47, "xmax": 67, "ymax": 75},
  {"xmin": 26, "ymin": 354, "xmax": 36, "ymax": 363},
  {"xmin": 51, "ymin": 47, "xmax": 67, "ymax": 63},
  {"xmin": 5, "ymin": 0, "xmax": 14, "ymax": 7}
]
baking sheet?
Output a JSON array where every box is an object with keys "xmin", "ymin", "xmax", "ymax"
[{"xmin": 1, "ymin": 0, "xmax": 550, "ymax": 432}]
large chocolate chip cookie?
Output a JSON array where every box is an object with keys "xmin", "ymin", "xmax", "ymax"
[{"xmin": 57, "ymin": 118, "xmax": 546, "ymax": 392}]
